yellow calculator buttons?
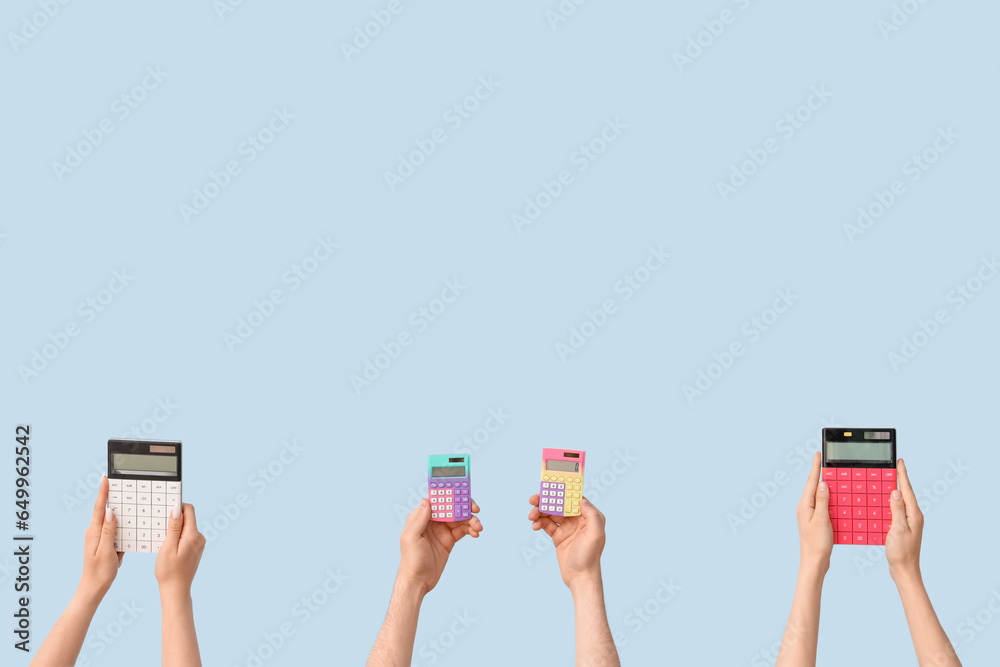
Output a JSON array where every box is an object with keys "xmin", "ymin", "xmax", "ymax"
[{"xmin": 543, "ymin": 475, "xmax": 551, "ymax": 481}]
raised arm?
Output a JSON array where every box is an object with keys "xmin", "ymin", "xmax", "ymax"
[
  {"xmin": 31, "ymin": 476, "xmax": 123, "ymax": 667},
  {"xmin": 528, "ymin": 495, "xmax": 620, "ymax": 667},
  {"xmin": 155, "ymin": 503, "xmax": 207, "ymax": 667},
  {"xmin": 775, "ymin": 452, "xmax": 833, "ymax": 667},
  {"xmin": 886, "ymin": 459, "xmax": 962, "ymax": 667},
  {"xmin": 367, "ymin": 498, "xmax": 482, "ymax": 667}
]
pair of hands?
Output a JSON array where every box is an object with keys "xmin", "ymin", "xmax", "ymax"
[
  {"xmin": 796, "ymin": 452, "xmax": 923, "ymax": 581},
  {"xmin": 397, "ymin": 494, "xmax": 607, "ymax": 595},
  {"xmin": 79, "ymin": 476, "xmax": 206, "ymax": 602}
]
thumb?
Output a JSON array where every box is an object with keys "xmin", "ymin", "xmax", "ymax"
[
  {"xmin": 403, "ymin": 499, "xmax": 431, "ymax": 538},
  {"xmin": 162, "ymin": 501, "xmax": 183, "ymax": 549},
  {"xmin": 888, "ymin": 489, "xmax": 906, "ymax": 533},
  {"xmin": 99, "ymin": 506, "xmax": 117, "ymax": 552},
  {"xmin": 814, "ymin": 481, "xmax": 830, "ymax": 518},
  {"xmin": 580, "ymin": 498, "xmax": 605, "ymax": 526}
]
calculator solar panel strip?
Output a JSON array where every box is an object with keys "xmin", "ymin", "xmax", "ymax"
[
  {"xmin": 107, "ymin": 439, "xmax": 182, "ymax": 554},
  {"xmin": 822, "ymin": 429, "xmax": 896, "ymax": 546}
]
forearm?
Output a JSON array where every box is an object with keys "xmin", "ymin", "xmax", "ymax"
[
  {"xmin": 367, "ymin": 574, "xmax": 425, "ymax": 667},
  {"xmin": 775, "ymin": 561, "xmax": 826, "ymax": 667},
  {"xmin": 160, "ymin": 588, "xmax": 201, "ymax": 667},
  {"xmin": 30, "ymin": 586, "xmax": 103, "ymax": 667},
  {"xmin": 894, "ymin": 571, "xmax": 962, "ymax": 667},
  {"xmin": 569, "ymin": 574, "xmax": 620, "ymax": 667}
]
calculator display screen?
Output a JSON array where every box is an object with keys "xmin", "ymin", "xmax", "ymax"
[
  {"xmin": 546, "ymin": 460, "xmax": 580, "ymax": 473},
  {"xmin": 825, "ymin": 441, "xmax": 892, "ymax": 462},
  {"xmin": 113, "ymin": 453, "xmax": 178, "ymax": 475},
  {"xmin": 432, "ymin": 466, "xmax": 466, "ymax": 478}
]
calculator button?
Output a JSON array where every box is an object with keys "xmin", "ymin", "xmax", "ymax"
[
  {"xmin": 837, "ymin": 469, "xmax": 851, "ymax": 481},
  {"xmin": 881, "ymin": 481, "xmax": 896, "ymax": 493},
  {"xmin": 852, "ymin": 469, "xmax": 866, "ymax": 480},
  {"xmin": 853, "ymin": 482, "xmax": 865, "ymax": 495},
  {"xmin": 882, "ymin": 469, "xmax": 897, "ymax": 481},
  {"xmin": 153, "ymin": 481, "xmax": 166, "ymax": 492},
  {"xmin": 867, "ymin": 482, "xmax": 880, "ymax": 494},
  {"xmin": 854, "ymin": 520, "xmax": 865, "ymax": 532},
  {"xmin": 868, "ymin": 533, "xmax": 883, "ymax": 545},
  {"xmin": 853, "ymin": 507, "xmax": 865, "ymax": 519},
  {"xmin": 853, "ymin": 495, "xmax": 865, "ymax": 506},
  {"xmin": 853, "ymin": 533, "xmax": 866, "ymax": 545},
  {"xmin": 109, "ymin": 478, "xmax": 122, "ymax": 491},
  {"xmin": 557, "ymin": 476, "xmax": 565, "ymax": 482},
  {"xmin": 153, "ymin": 518, "xmax": 165, "ymax": 529},
  {"xmin": 869, "ymin": 506, "xmax": 883, "ymax": 520},
  {"xmin": 822, "ymin": 468, "xmax": 837, "ymax": 481},
  {"xmin": 868, "ymin": 469, "xmax": 881, "ymax": 480},
  {"xmin": 837, "ymin": 533, "xmax": 852, "ymax": 544},
  {"xmin": 124, "ymin": 529, "xmax": 136, "ymax": 540},
  {"xmin": 838, "ymin": 520, "xmax": 851, "ymax": 532},
  {"xmin": 431, "ymin": 512, "xmax": 438, "ymax": 518},
  {"xmin": 446, "ymin": 513, "xmax": 452, "ymax": 518},
  {"xmin": 869, "ymin": 520, "xmax": 882, "ymax": 532},
  {"xmin": 867, "ymin": 495, "xmax": 879, "ymax": 506},
  {"xmin": 124, "ymin": 480, "xmax": 136, "ymax": 491},
  {"xmin": 836, "ymin": 481, "xmax": 851, "ymax": 494},
  {"xmin": 543, "ymin": 475, "xmax": 550, "ymax": 481},
  {"xmin": 124, "ymin": 505, "xmax": 136, "ymax": 515},
  {"xmin": 167, "ymin": 493, "xmax": 181, "ymax": 507},
  {"xmin": 138, "ymin": 481, "xmax": 151, "ymax": 492}
]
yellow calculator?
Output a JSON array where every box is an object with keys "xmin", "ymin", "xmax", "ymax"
[{"xmin": 539, "ymin": 448, "xmax": 585, "ymax": 517}]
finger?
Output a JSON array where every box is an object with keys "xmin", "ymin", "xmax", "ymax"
[
  {"xmin": 580, "ymin": 497, "xmax": 605, "ymax": 526},
  {"xmin": 888, "ymin": 488, "xmax": 908, "ymax": 532},
  {"xmin": 91, "ymin": 475, "xmax": 110, "ymax": 526},
  {"xmin": 98, "ymin": 505, "xmax": 117, "ymax": 553},
  {"xmin": 532, "ymin": 515, "xmax": 559, "ymax": 538},
  {"xmin": 528, "ymin": 494, "xmax": 540, "ymax": 507},
  {"xmin": 402, "ymin": 499, "xmax": 431, "ymax": 539},
  {"xmin": 895, "ymin": 459, "xmax": 920, "ymax": 520},
  {"xmin": 450, "ymin": 521, "xmax": 480, "ymax": 541},
  {"xmin": 161, "ymin": 500, "xmax": 184, "ymax": 551},
  {"xmin": 528, "ymin": 505, "xmax": 541, "ymax": 521},
  {"xmin": 471, "ymin": 500, "xmax": 480, "ymax": 515},
  {"xmin": 117, "ymin": 552, "xmax": 124, "ymax": 567},
  {"xmin": 799, "ymin": 452, "xmax": 821, "ymax": 508},
  {"xmin": 814, "ymin": 481, "xmax": 830, "ymax": 520},
  {"xmin": 179, "ymin": 504, "xmax": 199, "ymax": 541}
]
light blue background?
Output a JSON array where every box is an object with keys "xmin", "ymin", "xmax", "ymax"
[{"xmin": 3, "ymin": 1, "xmax": 999, "ymax": 665}]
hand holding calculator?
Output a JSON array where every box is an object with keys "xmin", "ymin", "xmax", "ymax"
[
  {"xmin": 107, "ymin": 439, "xmax": 182, "ymax": 554},
  {"xmin": 427, "ymin": 455, "xmax": 471, "ymax": 522},
  {"xmin": 539, "ymin": 449, "xmax": 585, "ymax": 517},
  {"xmin": 822, "ymin": 429, "xmax": 896, "ymax": 546}
]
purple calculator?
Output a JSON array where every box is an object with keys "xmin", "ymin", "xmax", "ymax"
[{"xmin": 428, "ymin": 455, "xmax": 471, "ymax": 521}]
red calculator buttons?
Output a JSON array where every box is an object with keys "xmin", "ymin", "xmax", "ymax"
[{"xmin": 827, "ymin": 466, "xmax": 896, "ymax": 546}]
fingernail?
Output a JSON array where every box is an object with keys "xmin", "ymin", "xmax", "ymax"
[
  {"xmin": 582, "ymin": 499, "xmax": 590, "ymax": 507},
  {"xmin": 818, "ymin": 481, "xmax": 828, "ymax": 491},
  {"xmin": 420, "ymin": 498, "xmax": 428, "ymax": 509},
  {"xmin": 892, "ymin": 490, "xmax": 901, "ymax": 500},
  {"xmin": 105, "ymin": 507, "xmax": 114, "ymax": 523},
  {"xmin": 170, "ymin": 501, "xmax": 181, "ymax": 519}
]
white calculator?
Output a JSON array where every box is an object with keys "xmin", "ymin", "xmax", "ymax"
[{"xmin": 107, "ymin": 439, "xmax": 182, "ymax": 554}]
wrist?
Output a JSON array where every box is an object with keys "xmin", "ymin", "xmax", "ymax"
[
  {"xmin": 74, "ymin": 582, "xmax": 108, "ymax": 610},
  {"xmin": 158, "ymin": 582, "xmax": 193, "ymax": 604},
  {"xmin": 394, "ymin": 571, "xmax": 429, "ymax": 602},
  {"xmin": 798, "ymin": 557, "xmax": 829, "ymax": 582},
  {"xmin": 567, "ymin": 570, "xmax": 603, "ymax": 597},
  {"xmin": 890, "ymin": 565, "xmax": 923, "ymax": 590}
]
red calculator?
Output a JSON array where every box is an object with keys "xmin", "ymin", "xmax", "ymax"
[{"xmin": 822, "ymin": 428, "xmax": 896, "ymax": 546}]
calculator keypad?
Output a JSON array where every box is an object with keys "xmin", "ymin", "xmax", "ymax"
[
  {"xmin": 540, "ymin": 475, "xmax": 583, "ymax": 517},
  {"xmin": 108, "ymin": 478, "xmax": 181, "ymax": 553},
  {"xmin": 823, "ymin": 467, "xmax": 895, "ymax": 545},
  {"xmin": 428, "ymin": 480, "xmax": 471, "ymax": 522}
]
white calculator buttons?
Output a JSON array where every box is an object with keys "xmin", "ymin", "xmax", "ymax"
[
  {"xmin": 109, "ymin": 479, "xmax": 122, "ymax": 491},
  {"xmin": 166, "ymin": 493, "xmax": 181, "ymax": 508},
  {"xmin": 153, "ymin": 481, "xmax": 166, "ymax": 492},
  {"xmin": 430, "ymin": 490, "xmax": 437, "ymax": 496},
  {"xmin": 431, "ymin": 512, "xmax": 438, "ymax": 518},
  {"xmin": 138, "ymin": 481, "xmax": 151, "ymax": 492},
  {"xmin": 123, "ymin": 480, "xmax": 136, "ymax": 491},
  {"xmin": 167, "ymin": 482, "xmax": 180, "ymax": 494},
  {"xmin": 446, "ymin": 513, "xmax": 452, "ymax": 518}
]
